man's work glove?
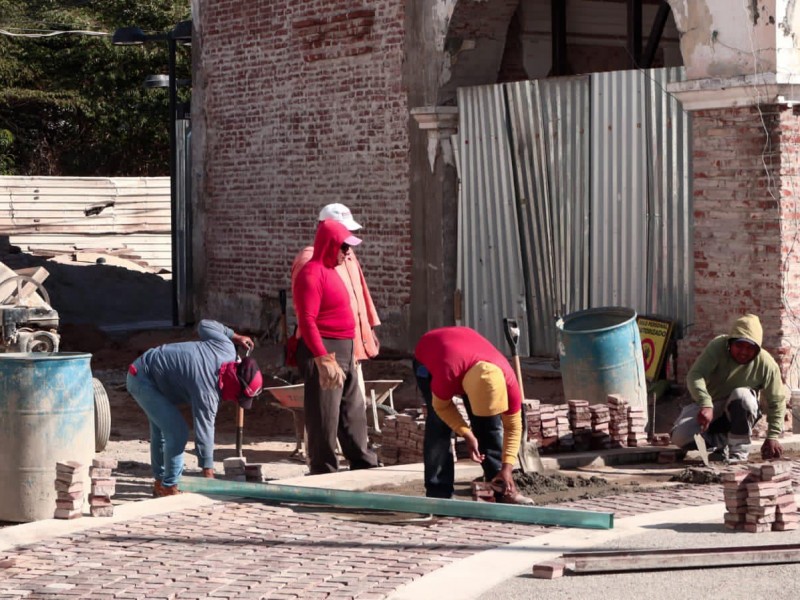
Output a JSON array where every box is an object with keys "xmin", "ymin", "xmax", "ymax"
[{"xmin": 314, "ymin": 353, "xmax": 345, "ymax": 390}]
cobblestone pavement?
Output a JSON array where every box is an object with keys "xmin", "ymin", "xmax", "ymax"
[{"xmin": 1, "ymin": 462, "xmax": 798, "ymax": 600}]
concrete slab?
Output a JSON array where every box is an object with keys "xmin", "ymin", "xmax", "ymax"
[{"xmin": 388, "ymin": 503, "xmax": 727, "ymax": 600}]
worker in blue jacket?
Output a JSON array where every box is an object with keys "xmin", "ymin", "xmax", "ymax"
[{"xmin": 126, "ymin": 320, "xmax": 263, "ymax": 496}]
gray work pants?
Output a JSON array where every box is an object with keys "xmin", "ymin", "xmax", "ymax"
[
  {"xmin": 670, "ymin": 387, "xmax": 759, "ymax": 452},
  {"xmin": 297, "ymin": 337, "xmax": 378, "ymax": 475}
]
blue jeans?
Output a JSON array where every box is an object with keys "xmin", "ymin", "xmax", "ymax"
[
  {"xmin": 126, "ymin": 371, "xmax": 189, "ymax": 487},
  {"xmin": 414, "ymin": 360, "xmax": 503, "ymax": 498}
]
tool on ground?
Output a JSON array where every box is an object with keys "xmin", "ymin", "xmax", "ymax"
[
  {"xmin": 235, "ymin": 345, "xmax": 254, "ymax": 457},
  {"xmin": 561, "ymin": 543, "xmax": 800, "ymax": 574},
  {"xmin": 279, "ymin": 288, "xmax": 288, "ymax": 347},
  {"xmin": 503, "ymin": 317, "xmax": 544, "ymax": 473},
  {"xmin": 180, "ymin": 477, "xmax": 613, "ymax": 529},
  {"xmin": 693, "ymin": 432, "xmax": 710, "ymax": 468}
]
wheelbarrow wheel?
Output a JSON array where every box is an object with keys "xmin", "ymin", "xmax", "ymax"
[{"xmin": 93, "ymin": 378, "xmax": 111, "ymax": 453}]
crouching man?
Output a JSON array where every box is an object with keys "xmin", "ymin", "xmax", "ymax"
[{"xmin": 671, "ymin": 314, "xmax": 785, "ymax": 463}]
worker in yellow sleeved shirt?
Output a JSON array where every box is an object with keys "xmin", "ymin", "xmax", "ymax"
[{"xmin": 414, "ymin": 327, "xmax": 533, "ymax": 504}]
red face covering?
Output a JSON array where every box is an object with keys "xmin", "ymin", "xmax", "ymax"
[{"xmin": 218, "ymin": 361, "xmax": 243, "ymax": 402}]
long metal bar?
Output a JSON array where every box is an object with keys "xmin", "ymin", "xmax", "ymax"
[
  {"xmin": 167, "ymin": 34, "xmax": 179, "ymax": 326},
  {"xmin": 551, "ymin": 0, "xmax": 568, "ymax": 76},
  {"xmin": 641, "ymin": 0, "xmax": 671, "ymax": 68},
  {"xmin": 564, "ymin": 543, "xmax": 800, "ymax": 573},
  {"xmin": 180, "ymin": 477, "xmax": 614, "ymax": 529},
  {"xmin": 627, "ymin": 0, "xmax": 643, "ymax": 68}
]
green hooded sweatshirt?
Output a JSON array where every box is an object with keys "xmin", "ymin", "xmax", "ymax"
[{"xmin": 686, "ymin": 314, "xmax": 786, "ymax": 439}]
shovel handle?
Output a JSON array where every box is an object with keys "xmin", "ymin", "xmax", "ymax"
[{"xmin": 236, "ymin": 405, "xmax": 244, "ymax": 457}]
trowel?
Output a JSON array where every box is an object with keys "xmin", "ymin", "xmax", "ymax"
[{"xmin": 693, "ymin": 433, "xmax": 710, "ymax": 468}]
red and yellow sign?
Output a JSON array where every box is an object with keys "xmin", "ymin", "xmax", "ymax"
[{"xmin": 637, "ymin": 316, "xmax": 673, "ymax": 382}]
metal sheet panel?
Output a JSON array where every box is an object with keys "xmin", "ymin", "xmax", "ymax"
[
  {"xmin": 590, "ymin": 68, "xmax": 692, "ymax": 328},
  {"xmin": 457, "ymin": 85, "xmax": 530, "ymax": 355},
  {"xmin": 505, "ymin": 76, "xmax": 591, "ymax": 355},
  {"xmin": 0, "ymin": 176, "xmax": 172, "ymax": 273}
]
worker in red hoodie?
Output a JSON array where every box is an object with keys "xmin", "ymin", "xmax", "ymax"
[{"xmin": 293, "ymin": 219, "xmax": 379, "ymax": 474}]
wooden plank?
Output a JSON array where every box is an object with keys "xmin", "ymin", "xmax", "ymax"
[{"xmin": 564, "ymin": 543, "xmax": 800, "ymax": 573}]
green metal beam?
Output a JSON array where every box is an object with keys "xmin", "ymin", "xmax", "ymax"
[{"xmin": 180, "ymin": 477, "xmax": 614, "ymax": 530}]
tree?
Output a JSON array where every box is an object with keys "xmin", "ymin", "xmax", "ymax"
[{"xmin": 0, "ymin": 0, "xmax": 191, "ymax": 176}]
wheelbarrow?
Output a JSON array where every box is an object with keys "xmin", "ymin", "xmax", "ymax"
[{"xmin": 263, "ymin": 379, "xmax": 402, "ymax": 461}]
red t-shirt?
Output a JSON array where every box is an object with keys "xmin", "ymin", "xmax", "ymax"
[{"xmin": 414, "ymin": 326, "xmax": 522, "ymax": 415}]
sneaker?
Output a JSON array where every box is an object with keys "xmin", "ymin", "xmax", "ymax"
[{"xmin": 708, "ymin": 448, "xmax": 728, "ymax": 463}]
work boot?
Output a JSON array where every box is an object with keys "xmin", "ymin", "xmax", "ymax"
[
  {"xmin": 153, "ymin": 480, "xmax": 182, "ymax": 497},
  {"xmin": 496, "ymin": 491, "xmax": 536, "ymax": 506}
]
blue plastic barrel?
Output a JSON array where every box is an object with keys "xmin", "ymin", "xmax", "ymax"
[
  {"xmin": 0, "ymin": 353, "xmax": 94, "ymax": 522},
  {"xmin": 556, "ymin": 307, "xmax": 647, "ymax": 409}
]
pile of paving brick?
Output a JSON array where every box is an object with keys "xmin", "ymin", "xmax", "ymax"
[
  {"xmin": 89, "ymin": 457, "xmax": 117, "ymax": 517},
  {"xmin": 223, "ymin": 457, "xmax": 267, "ymax": 482},
  {"xmin": 54, "ymin": 461, "xmax": 84, "ymax": 519},
  {"xmin": 722, "ymin": 461, "xmax": 798, "ymax": 532},
  {"xmin": 378, "ymin": 394, "xmax": 655, "ymax": 466},
  {"xmin": 523, "ymin": 394, "xmax": 650, "ymax": 454},
  {"xmin": 378, "ymin": 411, "xmax": 426, "ymax": 466},
  {"xmin": 54, "ymin": 457, "xmax": 117, "ymax": 519}
]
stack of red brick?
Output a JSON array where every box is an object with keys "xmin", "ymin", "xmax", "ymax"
[
  {"xmin": 54, "ymin": 461, "xmax": 84, "ymax": 519},
  {"xmin": 89, "ymin": 457, "xmax": 117, "ymax": 517},
  {"xmin": 722, "ymin": 462, "xmax": 798, "ymax": 532},
  {"xmin": 378, "ymin": 411, "xmax": 426, "ymax": 466},
  {"xmin": 523, "ymin": 394, "xmax": 649, "ymax": 455},
  {"xmin": 589, "ymin": 404, "xmax": 611, "ymax": 449},
  {"xmin": 568, "ymin": 400, "xmax": 592, "ymax": 451}
]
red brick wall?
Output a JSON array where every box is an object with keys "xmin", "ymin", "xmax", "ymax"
[
  {"xmin": 684, "ymin": 104, "xmax": 800, "ymax": 387},
  {"xmin": 197, "ymin": 0, "xmax": 410, "ymax": 342}
]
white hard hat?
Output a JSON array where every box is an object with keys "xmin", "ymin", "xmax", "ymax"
[{"xmin": 318, "ymin": 203, "xmax": 361, "ymax": 231}]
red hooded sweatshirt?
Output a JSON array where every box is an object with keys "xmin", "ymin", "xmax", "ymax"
[{"xmin": 293, "ymin": 219, "xmax": 357, "ymax": 357}]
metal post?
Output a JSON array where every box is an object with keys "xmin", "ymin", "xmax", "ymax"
[{"xmin": 167, "ymin": 33, "xmax": 179, "ymax": 326}]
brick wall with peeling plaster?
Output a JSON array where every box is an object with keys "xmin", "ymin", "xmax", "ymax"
[
  {"xmin": 685, "ymin": 104, "xmax": 800, "ymax": 389},
  {"xmin": 196, "ymin": 0, "xmax": 411, "ymax": 344}
]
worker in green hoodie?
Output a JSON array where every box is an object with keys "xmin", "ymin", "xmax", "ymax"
[{"xmin": 671, "ymin": 314, "xmax": 786, "ymax": 463}]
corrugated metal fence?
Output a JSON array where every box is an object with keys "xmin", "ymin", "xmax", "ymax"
[
  {"xmin": 456, "ymin": 67, "xmax": 692, "ymax": 356},
  {"xmin": 0, "ymin": 176, "xmax": 172, "ymax": 274}
]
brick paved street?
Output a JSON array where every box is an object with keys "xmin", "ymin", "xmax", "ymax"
[{"xmin": 0, "ymin": 461, "xmax": 797, "ymax": 599}]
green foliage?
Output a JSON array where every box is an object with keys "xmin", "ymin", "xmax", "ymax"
[{"xmin": 0, "ymin": 0, "xmax": 191, "ymax": 176}]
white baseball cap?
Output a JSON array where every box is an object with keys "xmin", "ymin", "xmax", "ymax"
[{"xmin": 318, "ymin": 203, "xmax": 361, "ymax": 231}]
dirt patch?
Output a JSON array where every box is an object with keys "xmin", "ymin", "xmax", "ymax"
[
  {"xmin": 368, "ymin": 469, "xmax": 676, "ymax": 505},
  {"xmin": 669, "ymin": 467, "xmax": 722, "ymax": 484}
]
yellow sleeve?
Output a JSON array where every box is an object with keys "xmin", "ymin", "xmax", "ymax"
[
  {"xmin": 432, "ymin": 395, "xmax": 471, "ymax": 436},
  {"xmin": 500, "ymin": 411, "xmax": 522, "ymax": 466}
]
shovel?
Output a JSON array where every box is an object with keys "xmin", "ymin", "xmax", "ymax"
[
  {"xmin": 235, "ymin": 346, "xmax": 254, "ymax": 458},
  {"xmin": 503, "ymin": 318, "xmax": 544, "ymax": 473}
]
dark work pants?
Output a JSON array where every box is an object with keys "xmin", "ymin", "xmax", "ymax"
[
  {"xmin": 297, "ymin": 338, "xmax": 378, "ymax": 475},
  {"xmin": 414, "ymin": 360, "xmax": 503, "ymax": 498}
]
